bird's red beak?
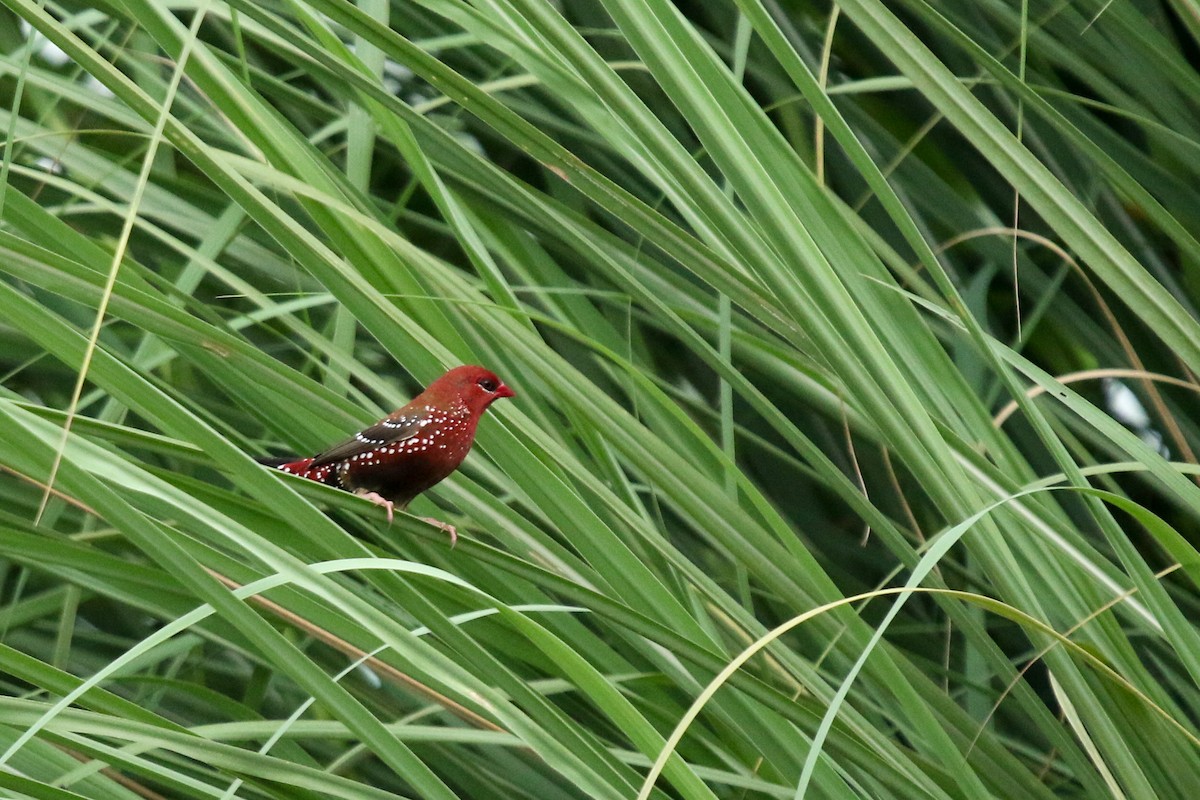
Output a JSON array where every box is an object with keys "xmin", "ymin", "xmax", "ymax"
[{"xmin": 497, "ymin": 383, "xmax": 516, "ymax": 399}]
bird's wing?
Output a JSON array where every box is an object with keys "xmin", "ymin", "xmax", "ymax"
[{"xmin": 308, "ymin": 412, "xmax": 425, "ymax": 468}]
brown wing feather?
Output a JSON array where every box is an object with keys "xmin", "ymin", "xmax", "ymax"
[{"xmin": 308, "ymin": 413, "xmax": 425, "ymax": 469}]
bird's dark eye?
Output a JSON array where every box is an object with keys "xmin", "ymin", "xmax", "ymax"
[{"xmin": 478, "ymin": 377, "xmax": 498, "ymax": 392}]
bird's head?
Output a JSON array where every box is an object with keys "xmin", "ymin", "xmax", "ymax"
[{"xmin": 424, "ymin": 365, "xmax": 515, "ymax": 416}]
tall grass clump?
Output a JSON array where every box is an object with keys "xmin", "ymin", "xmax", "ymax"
[{"xmin": 1, "ymin": 0, "xmax": 1199, "ymax": 797}]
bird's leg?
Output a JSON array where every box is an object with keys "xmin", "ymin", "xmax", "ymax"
[
  {"xmin": 352, "ymin": 491, "xmax": 456, "ymax": 547},
  {"xmin": 354, "ymin": 489, "xmax": 394, "ymax": 524},
  {"xmin": 418, "ymin": 516, "xmax": 458, "ymax": 548}
]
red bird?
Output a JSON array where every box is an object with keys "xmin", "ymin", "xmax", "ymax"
[{"xmin": 262, "ymin": 365, "xmax": 514, "ymax": 544}]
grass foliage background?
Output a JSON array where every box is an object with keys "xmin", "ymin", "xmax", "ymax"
[{"xmin": 2, "ymin": 0, "xmax": 1200, "ymax": 797}]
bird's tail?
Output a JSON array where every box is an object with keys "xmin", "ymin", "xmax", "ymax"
[
  {"xmin": 256, "ymin": 456, "xmax": 296, "ymax": 468},
  {"xmin": 259, "ymin": 456, "xmax": 336, "ymax": 487}
]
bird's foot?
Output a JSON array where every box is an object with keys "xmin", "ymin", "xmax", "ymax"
[
  {"xmin": 418, "ymin": 516, "xmax": 458, "ymax": 548},
  {"xmin": 352, "ymin": 492, "xmax": 455, "ymax": 546},
  {"xmin": 355, "ymin": 490, "xmax": 394, "ymax": 524}
]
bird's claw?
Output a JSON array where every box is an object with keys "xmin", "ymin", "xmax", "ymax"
[
  {"xmin": 353, "ymin": 492, "xmax": 455, "ymax": 546},
  {"xmin": 356, "ymin": 491, "xmax": 394, "ymax": 524},
  {"xmin": 419, "ymin": 516, "xmax": 458, "ymax": 548}
]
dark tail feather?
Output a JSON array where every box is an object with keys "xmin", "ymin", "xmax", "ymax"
[
  {"xmin": 257, "ymin": 456, "xmax": 332, "ymax": 488},
  {"xmin": 256, "ymin": 456, "xmax": 295, "ymax": 468}
]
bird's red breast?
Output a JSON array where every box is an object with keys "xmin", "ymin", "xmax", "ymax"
[{"xmin": 268, "ymin": 365, "xmax": 514, "ymax": 509}]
